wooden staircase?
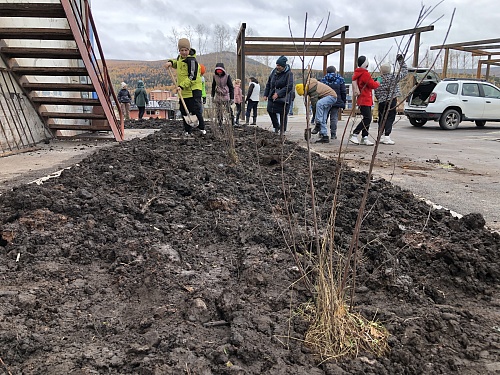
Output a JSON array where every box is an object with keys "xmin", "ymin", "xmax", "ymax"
[{"xmin": 0, "ymin": 0, "xmax": 124, "ymax": 141}]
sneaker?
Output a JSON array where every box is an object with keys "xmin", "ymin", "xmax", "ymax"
[
  {"xmin": 311, "ymin": 123, "xmax": 321, "ymax": 134},
  {"xmin": 200, "ymin": 129, "xmax": 207, "ymax": 135},
  {"xmin": 316, "ymin": 134, "xmax": 330, "ymax": 143},
  {"xmin": 381, "ymin": 135, "xmax": 395, "ymax": 145},
  {"xmin": 360, "ymin": 136, "xmax": 374, "ymax": 146},
  {"xmin": 184, "ymin": 132, "xmax": 191, "ymax": 136},
  {"xmin": 349, "ymin": 134, "xmax": 360, "ymax": 144}
]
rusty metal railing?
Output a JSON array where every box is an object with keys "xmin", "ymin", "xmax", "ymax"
[{"xmin": 61, "ymin": 0, "xmax": 124, "ymax": 141}]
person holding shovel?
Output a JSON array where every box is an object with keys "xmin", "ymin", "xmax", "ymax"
[{"xmin": 165, "ymin": 38, "xmax": 205, "ymax": 135}]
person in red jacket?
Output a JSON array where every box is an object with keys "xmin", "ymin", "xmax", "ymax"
[{"xmin": 349, "ymin": 56, "xmax": 380, "ymax": 145}]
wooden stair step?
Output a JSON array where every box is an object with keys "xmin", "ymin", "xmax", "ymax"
[
  {"xmin": 0, "ymin": 3, "xmax": 66, "ymax": 18},
  {"xmin": 32, "ymin": 97, "xmax": 101, "ymax": 106},
  {"xmin": 12, "ymin": 66, "xmax": 89, "ymax": 76},
  {"xmin": 47, "ymin": 123, "xmax": 111, "ymax": 131},
  {"xmin": 0, "ymin": 27, "xmax": 74, "ymax": 41},
  {"xmin": 0, "ymin": 46, "xmax": 81, "ymax": 59},
  {"xmin": 23, "ymin": 82, "xmax": 95, "ymax": 92},
  {"xmin": 41, "ymin": 112, "xmax": 107, "ymax": 120}
]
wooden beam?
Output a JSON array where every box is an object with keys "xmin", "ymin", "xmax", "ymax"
[
  {"xmin": 352, "ymin": 25, "xmax": 434, "ymax": 43},
  {"xmin": 430, "ymin": 37, "xmax": 500, "ymax": 50},
  {"xmin": 320, "ymin": 26, "xmax": 349, "ymax": 41}
]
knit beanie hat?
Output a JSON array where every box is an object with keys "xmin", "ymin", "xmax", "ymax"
[
  {"xmin": 178, "ymin": 38, "xmax": 190, "ymax": 50},
  {"xmin": 326, "ymin": 66, "xmax": 336, "ymax": 73},
  {"xmin": 357, "ymin": 55, "xmax": 369, "ymax": 69},
  {"xmin": 380, "ymin": 63, "xmax": 391, "ymax": 74},
  {"xmin": 295, "ymin": 83, "xmax": 305, "ymax": 96},
  {"xmin": 121, "ymin": 82, "xmax": 127, "ymax": 88},
  {"xmin": 276, "ymin": 55, "xmax": 288, "ymax": 67}
]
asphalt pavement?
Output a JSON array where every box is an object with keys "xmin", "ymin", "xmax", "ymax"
[{"xmin": 261, "ymin": 113, "xmax": 500, "ymax": 232}]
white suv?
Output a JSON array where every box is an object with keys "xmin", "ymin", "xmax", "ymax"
[{"xmin": 404, "ymin": 78, "xmax": 500, "ymax": 130}]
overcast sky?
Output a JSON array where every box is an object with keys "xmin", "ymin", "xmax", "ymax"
[{"xmin": 90, "ymin": 0, "xmax": 497, "ymax": 70}]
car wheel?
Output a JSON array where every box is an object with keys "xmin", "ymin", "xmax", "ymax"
[
  {"xmin": 475, "ymin": 120, "xmax": 486, "ymax": 127},
  {"xmin": 439, "ymin": 109, "xmax": 461, "ymax": 130},
  {"xmin": 409, "ymin": 118, "xmax": 427, "ymax": 127}
]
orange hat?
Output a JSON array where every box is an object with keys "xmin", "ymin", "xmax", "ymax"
[{"xmin": 200, "ymin": 64, "xmax": 206, "ymax": 75}]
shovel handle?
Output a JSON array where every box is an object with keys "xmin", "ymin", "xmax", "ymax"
[{"xmin": 167, "ymin": 66, "xmax": 191, "ymax": 116}]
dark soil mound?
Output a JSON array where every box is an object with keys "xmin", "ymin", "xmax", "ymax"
[{"xmin": 0, "ymin": 120, "xmax": 499, "ymax": 374}]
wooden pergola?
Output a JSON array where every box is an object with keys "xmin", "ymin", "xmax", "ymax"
[
  {"xmin": 430, "ymin": 38, "xmax": 500, "ymax": 79},
  {"xmin": 236, "ymin": 24, "xmax": 434, "ymax": 115}
]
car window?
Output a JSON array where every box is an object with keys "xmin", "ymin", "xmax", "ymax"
[
  {"xmin": 446, "ymin": 83, "xmax": 458, "ymax": 94},
  {"xmin": 481, "ymin": 84, "xmax": 500, "ymax": 99},
  {"xmin": 462, "ymin": 83, "xmax": 480, "ymax": 97}
]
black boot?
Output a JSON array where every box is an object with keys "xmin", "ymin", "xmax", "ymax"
[
  {"xmin": 250, "ymin": 116, "xmax": 257, "ymax": 125},
  {"xmin": 311, "ymin": 123, "xmax": 321, "ymax": 134},
  {"xmin": 316, "ymin": 135, "xmax": 330, "ymax": 143},
  {"xmin": 245, "ymin": 116, "xmax": 250, "ymax": 126}
]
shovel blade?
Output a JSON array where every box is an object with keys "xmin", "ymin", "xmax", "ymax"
[{"xmin": 183, "ymin": 115, "xmax": 199, "ymax": 128}]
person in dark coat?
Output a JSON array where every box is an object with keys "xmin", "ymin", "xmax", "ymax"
[
  {"xmin": 263, "ymin": 55, "xmax": 294, "ymax": 134},
  {"xmin": 134, "ymin": 80, "xmax": 149, "ymax": 120},
  {"xmin": 321, "ymin": 66, "xmax": 347, "ymax": 139},
  {"xmin": 117, "ymin": 82, "xmax": 132, "ymax": 120}
]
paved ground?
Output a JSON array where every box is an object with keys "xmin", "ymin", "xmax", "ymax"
[
  {"xmin": 1, "ymin": 116, "xmax": 499, "ymax": 231},
  {"xmin": 270, "ymin": 114, "xmax": 500, "ymax": 231}
]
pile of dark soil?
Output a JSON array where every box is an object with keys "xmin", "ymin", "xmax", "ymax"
[{"xmin": 0, "ymin": 119, "xmax": 499, "ymax": 374}]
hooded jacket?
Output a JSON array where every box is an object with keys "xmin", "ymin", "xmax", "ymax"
[
  {"xmin": 134, "ymin": 81, "xmax": 149, "ymax": 107},
  {"xmin": 321, "ymin": 72, "xmax": 347, "ymax": 108},
  {"xmin": 352, "ymin": 67, "xmax": 380, "ymax": 107},
  {"xmin": 211, "ymin": 62, "xmax": 234, "ymax": 102},
  {"xmin": 167, "ymin": 48, "xmax": 202, "ymax": 99}
]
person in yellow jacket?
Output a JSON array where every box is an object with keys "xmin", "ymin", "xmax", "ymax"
[
  {"xmin": 165, "ymin": 38, "xmax": 206, "ymax": 135},
  {"xmin": 296, "ymin": 78, "xmax": 337, "ymax": 143}
]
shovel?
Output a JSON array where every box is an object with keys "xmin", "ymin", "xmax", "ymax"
[{"xmin": 167, "ymin": 66, "xmax": 199, "ymax": 128}]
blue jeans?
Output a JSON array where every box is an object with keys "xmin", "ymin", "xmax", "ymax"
[{"xmin": 316, "ymin": 96, "xmax": 337, "ymax": 136}]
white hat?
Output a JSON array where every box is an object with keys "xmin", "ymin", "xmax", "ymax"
[{"xmin": 121, "ymin": 82, "xmax": 127, "ymax": 88}]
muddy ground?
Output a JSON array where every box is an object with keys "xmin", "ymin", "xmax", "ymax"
[{"xmin": 0, "ymin": 119, "xmax": 499, "ymax": 374}]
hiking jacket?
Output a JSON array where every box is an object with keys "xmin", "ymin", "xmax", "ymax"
[
  {"xmin": 321, "ymin": 72, "xmax": 347, "ymax": 108},
  {"xmin": 134, "ymin": 81, "xmax": 148, "ymax": 107},
  {"xmin": 168, "ymin": 48, "xmax": 202, "ymax": 99},
  {"xmin": 352, "ymin": 67, "xmax": 380, "ymax": 106}
]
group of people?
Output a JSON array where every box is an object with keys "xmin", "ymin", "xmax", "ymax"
[
  {"xmin": 347, "ymin": 54, "xmax": 407, "ymax": 145},
  {"xmin": 118, "ymin": 37, "xmax": 407, "ymax": 144}
]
